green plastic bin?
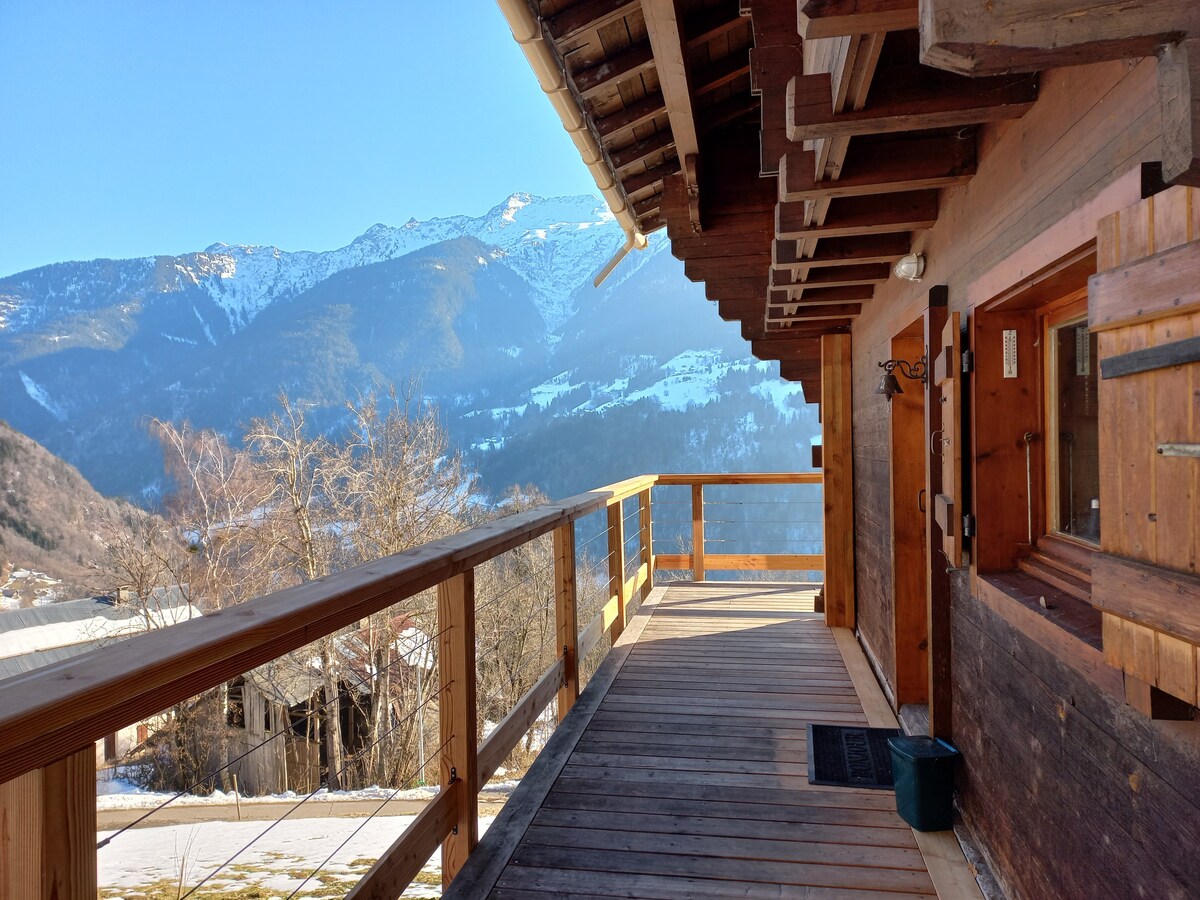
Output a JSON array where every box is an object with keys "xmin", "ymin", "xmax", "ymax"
[{"xmin": 887, "ymin": 735, "xmax": 959, "ymax": 831}]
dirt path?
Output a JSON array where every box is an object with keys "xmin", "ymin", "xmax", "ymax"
[{"xmin": 98, "ymin": 794, "xmax": 511, "ymax": 830}]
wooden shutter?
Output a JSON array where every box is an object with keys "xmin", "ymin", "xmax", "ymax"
[
  {"xmin": 933, "ymin": 312, "xmax": 962, "ymax": 567},
  {"xmin": 1090, "ymin": 185, "xmax": 1200, "ymax": 710}
]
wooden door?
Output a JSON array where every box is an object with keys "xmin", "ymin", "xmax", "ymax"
[{"xmin": 933, "ymin": 312, "xmax": 963, "ymax": 568}]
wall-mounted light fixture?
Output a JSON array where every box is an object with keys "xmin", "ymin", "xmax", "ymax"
[
  {"xmin": 876, "ymin": 355, "xmax": 928, "ymax": 401},
  {"xmin": 894, "ymin": 253, "xmax": 925, "ymax": 282}
]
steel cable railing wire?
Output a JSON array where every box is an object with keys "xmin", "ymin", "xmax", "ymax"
[
  {"xmin": 129, "ymin": 558, "xmax": 550, "ymax": 845},
  {"xmin": 98, "ymin": 619, "xmax": 448, "ymax": 849},
  {"xmin": 283, "ymin": 735, "xmax": 454, "ymax": 900},
  {"xmin": 178, "ymin": 681, "xmax": 450, "ymax": 898}
]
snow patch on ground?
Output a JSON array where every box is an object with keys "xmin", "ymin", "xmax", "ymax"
[
  {"xmin": 98, "ymin": 814, "xmax": 495, "ymax": 898},
  {"xmin": 18, "ymin": 371, "xmax": 67, "ymax": 420}
]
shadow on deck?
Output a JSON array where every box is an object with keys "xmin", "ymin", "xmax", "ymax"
[{"xmin": 446, "ymin": 582, "xmax": 982, "ymax": 899}]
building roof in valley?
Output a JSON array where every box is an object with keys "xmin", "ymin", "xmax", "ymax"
[{"xmin": 0, "ymin": 586, "xmax": 197, "ymax": 680}]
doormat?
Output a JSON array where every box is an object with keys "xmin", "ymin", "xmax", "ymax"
[{"xmin": 807, "ymin": 723, "xmax": 902, "ymax": 790}]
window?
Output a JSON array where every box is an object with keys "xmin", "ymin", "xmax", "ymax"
[{"xmin": 1044, "ymin": 300, "xmax": 1100, "ymax": 545}]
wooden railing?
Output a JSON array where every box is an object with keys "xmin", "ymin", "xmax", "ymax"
[{"xmin": 0, "ymin": 472, "xmax": 821, "ymax": 900}]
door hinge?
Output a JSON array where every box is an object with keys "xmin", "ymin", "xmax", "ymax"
[
  {"xmin": 961, "ymin": 349, "xmax": 974, "ymax": 374},
  {"xmin": 962, "ymin": 514, "xmax": 976, "ymax": 538}
]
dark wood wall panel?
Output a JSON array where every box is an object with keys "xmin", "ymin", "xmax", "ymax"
[{"xmin": 952, "ymin": 587, "xmax": 1200, "ymax": 900}]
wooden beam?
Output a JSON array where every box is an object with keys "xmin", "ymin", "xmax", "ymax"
[
  {"xmin": 1159, "ymin": 38, "xmax": 1200, "ymax": 186},
  {"xmin": 610, "ymin": 128, "xmax": 676, "ymax": 171},
  {"xmin": 821, "ymin": 333, "xmax": 855, "ymax": 628},
  {"xmin": 693, "ymin": 53, "xmax": 752, "ymax": 98},
  {"xmin": 919, "ymin": 0, "xmax": 1197, "ymax": 77},
  {"xmin": 596, "ymin": 91, "xmax": 666, "ymax": 139},
  {"xmin": 553, "ymin": 525, "xmax": 579, "ymax": 720},
  {"xmin": 574, "ymin": 42, "xmax": 655, "ymax": 99},
  {"xmin": 792, "ymin": 262, "xmax": 891, "ymax": 287},
  {"xmin": 787, "ymin": 67, "xmax": 1038, "ymax": 141},
  {"xmin": 632, "ymin": 191, "xmax": 663, "ymax": 218},
  {"xmin": 768, "ymin": 302, "xmax": 864, "ymax": 319},
  {"xmin": 438, "ymin": 571, "xmax": 478, "ymax": 888},
  {"xmin": 698, "ymin": 93, "xmax": 760, "ymax": 135},
  {"xmin": 779, "ymin": 133, "xmax": 976, "ymax": 201},
  {"xmin": 642, "ymin": 0, "xmax": 702, "ymax": 229},
  {"xmin": 547, "ymin": 0, "xmax": 642, "ymax": 43},
  {"xmin": 691, "ymin": 484, "xmax": 705, "ymax": 581},
  {"xmin": 0, "ymin": 747, "xmax": 96, "ymax": 900},
  {"xmin": 686, "ymin": 0, "xmax": 747, "ymax": 50},
  {"xmin": 753, "ymin": 333, "xmax": 851, "ymax": 359},
  {"xmin": 774, "ymin": 232, "xmax": 911, "ymax": 267},
  {"xmin": 769, "ymin": 283, "xmax": 875, "ymax": 305},
  {"xmin": 622, "ymin": 160, "xmax": 679, "ymax": 194},
  {"xmin": 799, "ymin": 0, "xmax": 917, "ymax": 39},
  {"xmin": 704, "ymin": 276, "xmax": 770, "ymax": 299},
  {"xmin": 777, "ymin": 190, "xmax": 940, "ymax": 238}
]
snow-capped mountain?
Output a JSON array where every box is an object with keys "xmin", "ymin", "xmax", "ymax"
[
  {"xmin": 0, "ymin": 193, "xmax": 638, "ymax": 340},
  {"xmin": 0, "ymin": 194, "xmax": 818, "ymax": 501}
]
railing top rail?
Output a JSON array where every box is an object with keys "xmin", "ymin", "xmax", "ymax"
[
  {"xmin": 654, "ymin": 472, "xmax": 822, "ymax": 485},
  {"xmin": 0, "ymin": 474, "xmax": 659, "ymax": 785}
]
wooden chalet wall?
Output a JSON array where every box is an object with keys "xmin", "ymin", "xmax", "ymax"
[{"xmin": 846, "ymin": 54, "xmax": 1200, "ymax": 897}]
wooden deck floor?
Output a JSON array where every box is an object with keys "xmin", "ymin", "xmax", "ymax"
[{"xmin": 447, "ymin": 582, "xmax": 982, "ymax": 899}]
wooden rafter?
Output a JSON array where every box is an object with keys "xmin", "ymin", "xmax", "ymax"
[
  {"xmin": 574, "ymin": 43, "xmax": 655, "ymax": 99},
  {"xmin": 776, "ymin": 190, "xmax": 939, "ymax": 238},
  {"xmin": 778, "ymin": 134, "xmax": 976, "ymax": 200},
  {"xmin": 610, "ymin": 129, "xmax": 676, "ymax": 170},
  {"xmin": 770, "ymin": 284, "xmax": 875, "ymax": 305},
  {"xmin": 623, "ymin": 160, "xmax": 679, "ymax": 194},
  {"xmin": 642, "ymin": 0, "xmax": 703, "ymax": 230},
  {"xmin": 547, "ymin": 0, "xmax": 643, "ymax": 43},
  {"xmin": 596, "ymin": 92, "xmax": 666, "ymax": 139},
  {"xmin": 685, "ymin": 1, "xmax": 747, "ymax": 50},
  {"xmin": 798, "ymin": 0, "xmax": 917, "ymax": 40},
  {"xmin": 774, "ymin": 232, "xmax": 910, "ymax": 267},
  {"xmin": 787, "ymin": 66, "xmax": 1038, "ymax": 141}
]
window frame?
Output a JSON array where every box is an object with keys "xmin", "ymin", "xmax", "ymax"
[{"xmin": 1039, "ymin": 290, "xmax": 1099, "ymax": 549}]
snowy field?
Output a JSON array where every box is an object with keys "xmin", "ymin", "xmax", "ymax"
[{"xmin": 100, "ymin": 813, "xmax": 495, "ymax": 899}]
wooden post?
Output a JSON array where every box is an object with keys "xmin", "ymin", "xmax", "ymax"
[
  {"xmin": 438, "ymin": 571, "xmax": 477, "ymax": 889},
  {"xmin": 691, "ymin": 483, "xmax": 706, "ymax": 582},
  {"xmin": 607, "ymin": 502, "xmax": 627, "ymax": 643},
  {"xmin": 821, "ymin": 333, "xmax": 856, "ymax": 629},
  {"xmin": 638, "ymin": 488, "xmax": 654, "ymax": 599},
  {"xmin": 0, "ymin": 746, "xmax": 96, "ymax": 900},
  {"xmin": 553, "ymin": 524, "xmax": 579, "ymax": 721}
]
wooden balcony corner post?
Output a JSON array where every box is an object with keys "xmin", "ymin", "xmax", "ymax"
[
  {"xmin": 553, "ymin": 524, "xmax": 580, "ymax": 720},
  {"xmin": 607, "ymin": 501, "xmax": 627, "ymax": 643},
  {"xmin": 691, "ymin": 483, "xmax": 706, "ymax": 582},
  {"xmin": 1, "ymin": 745, "xmax": 97, "ymax": 900},
  {"xmin": 437, "ymin": 570, "xmax": 478, "ymax": 889},
  {"xmin": 638, "ymin": 488, "xmax": 654, "ymax": 599}
]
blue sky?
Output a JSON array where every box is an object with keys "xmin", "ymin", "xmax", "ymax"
[{"xmin": 0, "ymin": 2, "xmax": 599, "ymax": 276}]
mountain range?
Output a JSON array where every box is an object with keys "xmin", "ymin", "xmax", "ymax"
[{"xmin": 0, "ymin": 193, "xmax": 819, "ymax": 502}]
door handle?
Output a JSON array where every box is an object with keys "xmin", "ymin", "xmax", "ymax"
[{"xmin": 918, "ymin": 488, "xmax": 927, "ymax": 513}]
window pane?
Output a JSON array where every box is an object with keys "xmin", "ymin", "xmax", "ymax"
[{"xmin": 1054, "ymin": 321, "xmax": 1100, "ymax": 543}]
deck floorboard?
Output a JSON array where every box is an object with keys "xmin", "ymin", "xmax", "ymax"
[{"xmin": 451, "ymin": 582, "xmax": 980, "ymax": 899}]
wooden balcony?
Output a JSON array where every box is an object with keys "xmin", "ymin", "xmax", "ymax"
[
  {"xmin": 0, "ymin": 473, "xmax": 975, "ymax": 899},
  {"xmin": 448, "ymin": 581, "xmax": 979, "ymax": 899}
]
